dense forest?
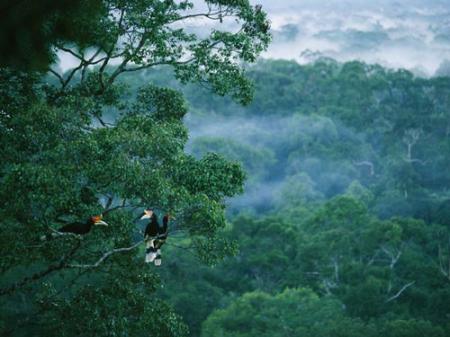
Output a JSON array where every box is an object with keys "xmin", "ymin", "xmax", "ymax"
[
  {"xmin": 1, "ymin": 1, "xmax": 450, "ymax": 337},
  {"xmin": 142, "ymin": 59, "xmax": 450, "ymax": 336}
]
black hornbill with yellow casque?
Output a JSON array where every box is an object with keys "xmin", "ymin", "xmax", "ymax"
[{"xmin": 41, "ymin": 215, "xmax": 109, "ymax": 240}]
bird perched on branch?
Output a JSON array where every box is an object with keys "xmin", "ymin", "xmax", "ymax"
[
  {"xmin": 141, "ymin": 209, "xmax": 158, "ymax": 263},
  {"xmin": 40, "ymin": 215, "xmax": 109, "ymax": 240},
  {"xmin": 141, "ymin": 209, "xmax": 172, "ymax": 266}
]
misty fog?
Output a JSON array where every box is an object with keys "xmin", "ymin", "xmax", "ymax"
[{"xmin": 255, "ymin": 0, "xmax": 450, "ymax": 76}]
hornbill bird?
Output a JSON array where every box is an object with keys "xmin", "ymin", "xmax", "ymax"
[
  {"xmin": 141, "ymin": 209, "xmax": 172, "ymax": 266},
  {"xmin": 40, "ymin": 215, "xmax": 109, "ymax": 240},
  {"xmin": 141, "ymin": 209, "xmax": 158, "ymax": 263}
]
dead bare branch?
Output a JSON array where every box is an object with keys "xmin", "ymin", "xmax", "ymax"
[
  {"xmin": 385, "ymin": 281, "xmax": 415, "ymax": 303},
  {"xmin": 381, "ymin": 245, "xmax": 403, "ymax": 269}
]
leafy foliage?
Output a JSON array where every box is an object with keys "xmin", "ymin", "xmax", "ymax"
[{"xmin": 0, "ymin": 1, "xmax": 270, "ymax": 336}]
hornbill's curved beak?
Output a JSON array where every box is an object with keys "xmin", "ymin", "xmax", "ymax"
[
  {"xmin": 140, "ymin": 209, "xmax": 154, "ymax": 220},
  {"xmin": 95, "ymin": 220, "xmax": 109, "ymax": 226}
]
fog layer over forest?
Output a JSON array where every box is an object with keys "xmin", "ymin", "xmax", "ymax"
[
  {"xmin": 260, "ymin": 0, "xmax": 450, "ymax": 76},
  {"xmin": 126, "ymin": 58, "xmax": 450, "ymax": 223}
]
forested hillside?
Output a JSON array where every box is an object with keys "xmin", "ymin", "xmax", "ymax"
[{"xmin": 123, "ymin": 59, "xmax": 450, "ymax": 336}]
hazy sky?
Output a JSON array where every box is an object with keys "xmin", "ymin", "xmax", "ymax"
[{"xmin": 253, "ymin": 0, "xmax": 450, "ymax": 76}]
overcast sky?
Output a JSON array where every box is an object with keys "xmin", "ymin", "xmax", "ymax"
[{"xmin": 253, "ymin": 0, "xmax": 450, "ymax": 76}]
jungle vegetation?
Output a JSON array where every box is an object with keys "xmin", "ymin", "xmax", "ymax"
[
  {"xmin": 148, "ymin": 59, "xmax": 450, "ymax": 337},
  {"xmin": 1, "ymin": 1, "xmax": 450, "ymax": 337}
]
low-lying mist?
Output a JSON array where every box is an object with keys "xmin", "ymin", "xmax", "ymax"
[
  {"xmin": 258, "ymin": 0, "xmax": 450, "ymax": 76},
  {"xmin": 186, "ymin": 113, "xmax": 364, "ymax": 214},
  {"xmin": 177, "ymin": 58, "xmax": 450, "ymax": 223}
]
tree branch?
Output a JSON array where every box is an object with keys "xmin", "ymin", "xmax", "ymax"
[
  {"xmin": 438, "ymin": 243, "xmax": 450, "ymax": 281},
  {"xmin": 48, "ymin": 69, "xmax": 65, "ymax": 86},
  {"xmin": 81, "ymin": 47, "xmax": 103, "ymax": 83},
  {"xmin": 171, "ymin": 6, "xmax": 236, "ymax": 23},
  {"xmin": 106, "ymin": 30, "xmax": 149, "ymax": 86},
  {"xmin": 94, "ymin": 115, "xmax": 115, "ymax": 127},
  {"xmin": 0, "ymin": 240, "xmax": 81, "ymax": 297},
  {"xmin": 98, "ymin": 7, "xmax": 126, "ymax": 87},
  {"xmin": 404, "ymin": 158, "xmax": 427, "ymax": 165},
  {"xmin": 381, "ymin": 245, "xmax": 403, "ymax": 269},
  {"xmin": 385, "ymin": 281, "xmax": 415, "ymax": 303},
  {"xmin": 121, "ymin": 57, "xmax": 196, "ymax": 73},
  {"xmin": 67, "ymin": 240, "xmax": 143, "ymax": 269},
  {"xmin": 332, "ymin": 256, "xmax": 339, "ymax": 283},
  {"xmin": 165, "ymin": 242, "xmax": 197, "ymax": 257},
  {"xmin": 54, "ymin": 60, "xmax": 84, "ymax": 90},
  {"xmin": 56, "ymin": 45, "xmax": 84, "ymax": 61}
]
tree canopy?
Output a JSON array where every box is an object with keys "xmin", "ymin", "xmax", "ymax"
[{"xmin": 0, "ymin": 1, "xmax": 270, "ymax": 336}]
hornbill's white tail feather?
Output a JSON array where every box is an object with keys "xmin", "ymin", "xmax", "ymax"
[
  {"xmin": 145, "ymin": 239, "xmax": 157, "ymax": 263},
  {"xmin": 154, "ymin": 249, "xmax": 162, "ymax": 266},
  {"xmin": 145, "ymin": 251, "xmax": 157, "ymax": 263}
]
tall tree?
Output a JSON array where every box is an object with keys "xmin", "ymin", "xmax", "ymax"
[{"xmin": 0, "ymin": 1, "xmax": 271, "ymax": 336}]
